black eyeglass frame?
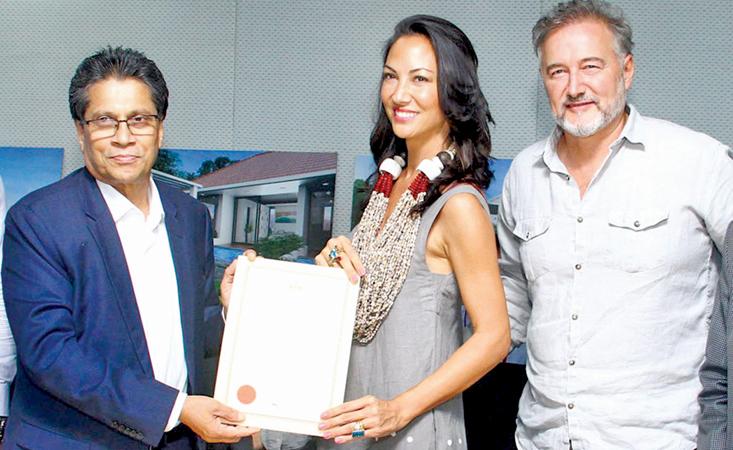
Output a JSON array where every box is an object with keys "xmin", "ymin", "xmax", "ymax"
[{"xmin": 80, "ymin": 114, "xmax": 161, "ymax": 136}]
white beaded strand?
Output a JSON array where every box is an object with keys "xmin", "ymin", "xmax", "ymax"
[
  {"xmin": 350, "ymin": 147, "xmax": 454, "ymax": 344},
  {"xmin": 351, "ymin": 188, "xmax": 424, "ymax": 343}
]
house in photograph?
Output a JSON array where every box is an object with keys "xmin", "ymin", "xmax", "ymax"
[
  {"xmin": 152, "ymin": 169, "xmax": 202, "ymax": 197},
  {"xmin": 194, "ymin": 151, "xmax": 337, "ymax": 259}
]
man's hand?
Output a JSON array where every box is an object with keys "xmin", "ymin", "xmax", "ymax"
[
  {"xmin": 179, "ymin": 395, "xmax": 258, "ymax": 443},
  {"xmin": 220, "ymin": 250, "xmax": 257, "ymax": 311}
]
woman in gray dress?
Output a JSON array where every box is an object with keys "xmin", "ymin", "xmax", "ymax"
[{"xmin": 315, "ymin": 15, "xmax": 510, "ymax": 449}]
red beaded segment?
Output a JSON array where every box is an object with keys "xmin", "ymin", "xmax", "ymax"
[
  {"xmin": 408, "ymin": 172, "xmax": 430, "ymax": 199},
  {"xmin": 374, "ymin": 172, "xmax": 395, "ymax": 196}
]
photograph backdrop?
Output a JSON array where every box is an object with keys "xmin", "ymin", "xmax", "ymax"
[
  {"xmin": 0, "ymin": 0, "xmax": 730, "ymax": 237},
  {"xmin": 0, "ymin": 147, "xmax": 64, "ymax": 209}
]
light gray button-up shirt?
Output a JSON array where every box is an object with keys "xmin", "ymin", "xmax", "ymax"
[{"xmin": 498, "ymin": 105, "xmax": 733, "ymax": 449}]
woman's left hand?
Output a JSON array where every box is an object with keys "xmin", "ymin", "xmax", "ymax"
[{"xmin": 319, "ymin": 395, "xmax": 409, "ymax": 443}]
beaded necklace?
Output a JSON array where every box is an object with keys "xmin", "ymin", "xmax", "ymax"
[{"xmin": 351, "ymin": 148, "xmax": 455, "ymax": 344}]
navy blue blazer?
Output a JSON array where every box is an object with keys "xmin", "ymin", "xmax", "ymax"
[{"xmin": 1, "ymin": 168, "xmax": 223, "ymax": 449}]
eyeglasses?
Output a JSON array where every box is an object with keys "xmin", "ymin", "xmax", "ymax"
[{"xmin": 81, "ymin": 114, "xmax": 160, "ymax": 138}]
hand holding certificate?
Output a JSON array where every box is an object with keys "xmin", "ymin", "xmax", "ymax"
[{"xmin": 214, "ymin": 256, "xmax": 359, "ymax": 436}]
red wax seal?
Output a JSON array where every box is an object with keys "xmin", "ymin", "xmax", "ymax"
[{"xmin": 237, "ymin": 385, "xmax": 256, "ymax": 404}]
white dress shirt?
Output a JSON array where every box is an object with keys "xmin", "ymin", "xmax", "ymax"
[
  {"xmin": 97, "ymin": 179, "xmax": 187, "ymax": 431},
  {"xmin": 0, "ymin": 176, "xmax": 17, "ymax": 416},
  {"xmin": 498, "ymin": 105, "xmax": 733, "ymax": 449}
]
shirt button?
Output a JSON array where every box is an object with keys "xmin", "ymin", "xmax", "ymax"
[
  {"xmin": 571, "ymin": 313, "xmax": 578, "ymax": 320},
  {"xmin": 568, "ymin": 403, "xmax": 575, "ymax": 409},
  {"xmin": 577, "ymin": 216, "xmax": 583, "ymax": 223},
  {"xmin": 633, "ymin": 220, "xmax": 641, "ymax": 228},
  {"xmin": 569, "ymin": 359, "xmax": 575, "ymax": 366},
  {"xmin": 574, "ymin": 263, "xmax": 582, "ymax": 270}
]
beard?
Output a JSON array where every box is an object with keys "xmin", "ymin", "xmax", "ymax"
[{"xmin": 555, "ymin": 77, "xmax": 627, "ymax": 138}]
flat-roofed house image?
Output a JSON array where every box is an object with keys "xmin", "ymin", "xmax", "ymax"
[{"xmin": 194, "ymin": 151, "xmax": 337, "ymax": 259}]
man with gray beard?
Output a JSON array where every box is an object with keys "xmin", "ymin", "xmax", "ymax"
[{"xmin": 497, "ymin": 1, "xmax": 733, "ymax": 448}]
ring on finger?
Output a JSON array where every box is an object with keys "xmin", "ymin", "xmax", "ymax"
[{"xmin": 351, "ymin": 421, "xmax": 365, "ymax": 438}]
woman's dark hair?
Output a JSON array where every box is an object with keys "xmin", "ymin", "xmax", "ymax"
[
  {"xmin": 370, "ymin": 15, "xmax": 494, "ymax": 215},
  {"xmin": 69, "ymin": 46, "xmax": 169, "ymax": 121}
]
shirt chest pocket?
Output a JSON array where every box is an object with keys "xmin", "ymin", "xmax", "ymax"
[
  {"xmin": 512, "ymin": 217, "xmax": 552, "ymax": 282},
  {"xmin": 605, "ymin": 208, "xmax": 670, "ymax": 272}
]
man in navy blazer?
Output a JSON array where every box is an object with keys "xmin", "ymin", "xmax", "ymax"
[{"xmin": 1, "ymin": 47, "xmax": 256, "ymax": 449}]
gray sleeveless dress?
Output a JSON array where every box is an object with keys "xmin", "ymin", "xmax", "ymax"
[{"xmin": 318, "ymin": 185, "xmax": 489, "ymax": 450}]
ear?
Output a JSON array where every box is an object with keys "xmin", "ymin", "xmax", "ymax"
[
  {"xmin": 156, "ymin": 120, "xmax": 165, "ymax": 149},
  {"xmin": 74, "ymin": 121, "xmax": 86, "ymax": 150},
  {"xmin": 622, "ymin": 53, "xmax": 635, "ymax": 90}
]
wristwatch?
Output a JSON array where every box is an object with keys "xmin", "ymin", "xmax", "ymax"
[{"xmin": 0, "ymin": 415, "xmax": 7, "ymax": 442}]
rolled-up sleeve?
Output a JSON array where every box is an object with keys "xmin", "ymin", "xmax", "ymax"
[{"xmin": 497, "ymin": 166, "xmax": 531, "ymax": 348}]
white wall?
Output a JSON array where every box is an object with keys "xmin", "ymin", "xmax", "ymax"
[
  {"xmin": 215, "ymin": 193, "xmax": 235, "ymax": 246},
  {"xmin": 1, "ymin": 0, "xmax": 731, "ymax": 235}
]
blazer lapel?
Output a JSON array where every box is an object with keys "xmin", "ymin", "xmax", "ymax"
[
  {"xmin": 78, "ymin": 169, "xmax": 155, "ymax": 376},
  {"xmin": 160, "ymin": 188, "xmax": 198, "ymax": 389}
]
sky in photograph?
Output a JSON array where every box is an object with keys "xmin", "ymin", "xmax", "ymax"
[
  {"xmin": 0, "ymin": 147, "xmax": 64, "ymax": 208},
  {"xmin": 485, "ymin": 158, "xmax": 512, "ymax": 201},
  {"xmin": 163, "ymin": 148, "xmax": 263, "ymax": 174},
  {"xmin": 354, "ymin": 155, "xmax": 376, "ymax": 181}
]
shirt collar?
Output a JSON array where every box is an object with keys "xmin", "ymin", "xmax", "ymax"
[
  {"xmin": 541, "ymin": 127, "xmax": 566, "ymax": 174},
  {"xmin": 96, "ymin": 177, "xmax": 165, "ymax": 227},
  {"xmin": 618, "ymin": 104, "xmax": 645, "ymax": 147}
]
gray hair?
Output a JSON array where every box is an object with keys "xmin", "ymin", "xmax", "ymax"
[{"xmin": 532, "ymin": 0, "xmax": 634, "ymax": 60}]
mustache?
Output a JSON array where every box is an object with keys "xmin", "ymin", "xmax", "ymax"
[
  {"xmin": 106, "ymin": 153, "xmax": 142, "ymax": 158},
  {"xmin": 563, "ymin": 94, "xmax": 598, "ymax": 106}
]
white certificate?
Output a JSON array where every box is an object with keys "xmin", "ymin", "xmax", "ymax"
[{"xmin": 214, "ymin": 256, "xmax": 359, "ymax": 436}]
